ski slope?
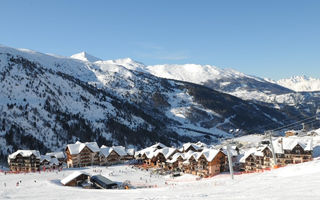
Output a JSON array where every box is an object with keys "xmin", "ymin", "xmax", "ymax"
[{"xmin": 1, "ymin": 159, "xmax": 320, "ymax": 200}]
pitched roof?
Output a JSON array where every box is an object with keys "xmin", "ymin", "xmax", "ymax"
[
  {"xmin": 112, "ymin": 146, "xmax": 127, "ymax": 157},
  {"xmin": 185, "ymin": 151, "xmax": 201, "ymax": 161},
  {"xmin": 136, "ymin": 144, "xmax": 165, "ymax": 158},
  {"xmin": 126, "ymin": 148, "xmax": 135, "ymax": 156},
  {"xmin": 8, "ymin": 150, "xmax": 40, "ymax": 160},
  {"xmin": 183, "ymin": 150, "xmax": 196, "ymax": 160},
  {"xmin": 99, "ymin": 147, "xmax": 113, "ymax": 157},
  {"xmin": 272, "ymin": 137, "xmax": 313, "ymax": 154},
  {"xmin": 239, "ymin": 148, "xmax": 256, "ymax": 163},
  {"xmin": 46, "ymin": 151, "xmax": 65, "ymax": 159},
  {"xmin": 85, "ymin": 142, "xmax": 100, "ymax": 152},
  {"xmin": 50, "ymin": 157, "xmax": 59, "ymax": 166},
  {"xmin": 40, "ymin": 155, "xmax": 60, "ymax": 166},
  {"xmin": 182, "ymin": 142, "xmax": 202, "ymax": 152},
  {"xmin": 99, "ymin": 146, "xmax": 128, "ymax": 157},
  {"xmin": 166, "ymin": 153, "xmax": 184, "ymax": 163},
  {"xmin": 66, "ymin": 141, "xmax": 99, "ymax": 155},
  {"xmin": 200, "ymin": 148, "xmax": 221, "ymax": 162},
  {"xmin": 221, "ymin": 145, "xmax": 239, "ymax": 156},
  {"xmin": 40, "ymin": 155, "xmax": 52, "ymax": 162},
  {"xmin": 153, "ymin": 147, "xmax": 177, "ymax": 159},
  {"xmin": 60, "ymin": 171, "xmax": 90, "ymax": 185}
]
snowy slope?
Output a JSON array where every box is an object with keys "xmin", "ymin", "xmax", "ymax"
[
  {"xmin": 1, "ymin": 159, "xmax": 320, "ymax": 199},
  {"xmin": 109, "ymin": 60, "xmax": 299, "ymax": 104},
  {"xmin": 1, "ymin": 44, "xmax": 303, "ymax": 162},
  {"xmin": 146, "ymin": 64, "xmax": 258, "ymax": 85},
  {"xmin": 71, "ymin": 52, "xmax": 102, "ymax": 62},
  {"xmin": 1, "ymin": 44, "xmax": 319, "ymax": 163},
  {"xmin": 277, "ymin": 76, "xmax": 320, "ymax": 92},
  {"xmin": 109, "ymin": 59, "xmax": 320, "ymax": 117}
]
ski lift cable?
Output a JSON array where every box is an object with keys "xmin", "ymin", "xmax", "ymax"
[
  {"xmin": 271, "ymin": 115, "xmax": 319, "ymax": 132},
  {"xmin": 246, "ymin": 112, "xmax": 319, "ymax": 134}
]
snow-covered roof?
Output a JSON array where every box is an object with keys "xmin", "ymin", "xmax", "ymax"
[
  {"xmin": 8, "ymin": 150, "xmax": 40, "ymax": 160},
  {"xmin": 136, "ymin": 144, "xmax": 164, "ymax": 158},
  {"xmin": 99, "ymin": 147, "xmax": 112, "ymax": 157},
  {"xmin": 200, "ymin": 148, "xmax": 221, "ymax": 162},
  {"xmin": 100, "ymin": 146, "xmax": 128, "ymax": 157},
  {"xmin": 253, "ymin": 145, "xmax": 271, "ymax": 157},
  {"xmin": 40, "ymin": 155, "xmax": 60, "ymax": 166},
  {"xmin": 60, "ymin": 171, "xmax": 90, "ymax": 185},
  {"xmin": 46, "ymin": 151, "xmax": 65, "ymax": 159},
  {"xmin": 273, "ymin": 137, "xmax": 313, "ymax": 154},
  {"xmin": 126, "ymin": 148, "xmax": 135, "ymax": 156},
  {"xmin": 166, "ymin": 153, "xmax": 184, "ymax": 163},
  {"xmin": 40, "ymin": 155, "xmax": 52, "ymax": 162},
  {"xmin": 112, "ymin": 146, "xmax": 128, "ymax": 157},
  {"xmin": 182, "ymin": 142, "xmax": 202, "ymax": 152},
  {"xmin": 185, "ymin": 151, "xmax": 201, "ymax": 161},
  {"xmin": 50, "ymin": 157, "xmax": 59, "ymax": 166},
  {"xmin": 153, "ymin": 147, "xmax": 177, "ymax": 159},
  {"xmin": 239, "ymin": 148, "xmax": 256, "ymax": 163},
  {"xmin": 183, "ymin": 150, "xmax": 195, "ymax": 160},
  {"xmin": 85, "ymin": 142, "xmax": 100, "ymax": 152},
  {"xmin": 221, "ymin": 146, "xmax": 239, "ymax": 157},
  {"xmin": 66, "ymin": 141, "xmax": 99, "ymax": 155}
]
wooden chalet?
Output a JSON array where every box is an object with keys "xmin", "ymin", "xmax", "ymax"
[
  {"xmin": 273, "ymin": 137, "xmax": 313, "ymax": 165},
  {"xmin": 99, "ymin": 147, "xmax": 121, "ymax": 165},
  {"xmin": 8, "ymin": 150, "xmax": 40, "ymax": 172},
  {"xmin": 151, "ymin": 147, "xmax": 177, "ymax": 168},
  {"xmin": 197, "ymin": 149, "xmax": 227, "ymax": 177},
  {"xmin": 65, "ymin": 141, "xmax": 100, "ymax": 168},
  {"xmin": 45, "ymin": 151, "xmax": 66, "ymax": 165},
  {"xmin": 60, "ymin": 171, "xmax": 90, "ymax": 187},
  {"xmin": 166, "ymin": 153, "xmax": 184, "ymax": 171},
  {"xmin": 181, "ymin": 152, "xmax": 199, "ymax": 175},
  {"xmin": 239, "ymin": 153, "xmax": 256, "ymax": 172},
  {"xmin": 253, "ymin": 146, "xmax": 273, "ymax": 169},
  {"xmin": 181, "ymin": 143, "xmax": 203, "ymax": 153},
  {"xmin": 40, "ymin": 155, "xmax": 59, "ymax": 169}
]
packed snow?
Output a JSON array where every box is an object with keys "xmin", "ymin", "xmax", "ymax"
[
  {"xmin": 1, "ymin": 160, "xmax": 320, "ymax": 199},
  {"xmin": 277, "ymin": 76, "xmax": 320, "ymax": 92}
]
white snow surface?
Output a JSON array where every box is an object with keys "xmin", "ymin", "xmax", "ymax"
[
  {"xmin": 277, "ymin": 76, "xmax": 320, "ymax": 92},
  {"xmin": 71, "ymin": 52, "xmax": 102, "ymax": 62},
  {"xmin": 2, "ymin": 160, "xmax": 320, "ymax": 199}
]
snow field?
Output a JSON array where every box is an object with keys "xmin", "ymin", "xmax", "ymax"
[{"xmin": 1, "ymin": 160, "xmax": 320, "ymax": 199}]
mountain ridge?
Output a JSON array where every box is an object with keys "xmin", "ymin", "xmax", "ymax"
[{"xmin": 0, "ymin": 44, "xmax": 318, "ymax": 164}]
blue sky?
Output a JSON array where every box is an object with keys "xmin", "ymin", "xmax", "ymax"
[{"xmin": 1, "ymin": 0, "xmax": 319, "ymax": 80}]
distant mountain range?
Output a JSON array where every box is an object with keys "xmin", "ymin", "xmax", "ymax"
[
  {"xmin": 0, "ymin": 45, "xmax": 319, "ymax": 163},
  {"xmin": 276, "ymin": 76, "xmax": 320, "ymax": 92}
]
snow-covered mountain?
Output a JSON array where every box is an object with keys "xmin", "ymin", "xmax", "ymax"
[
  {"xmin": 0, "ymin": 45, "xmax": 306, "ymax": 163},
  {"xmin": 277, "ymin": 76, "xmax": 320, "ymax": 92},
  {"xmin": 107, "ymin": 59, "xmax": 320, "ymax": 116},
  {"xmin": 97, "ymin": 59, "xmax": 292, "ymax": 101},
  {"xmin": 70, "ymin": 52, "xmax": 102, "ymax": 62}
]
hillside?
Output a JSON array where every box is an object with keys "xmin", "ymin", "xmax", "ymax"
[
  {"xmin": 107, "ymin": 58, "xmax": 320, "ymax": 119},
  {"xmin": 0, "ymin": 45, "xmax": 308, "ymax": 162},
  {"xmin": 277, "ymin": 76, "xmax": 320, "ymax": 92}
]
